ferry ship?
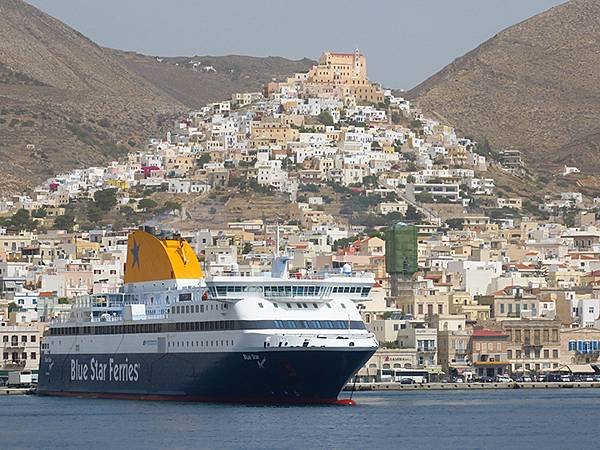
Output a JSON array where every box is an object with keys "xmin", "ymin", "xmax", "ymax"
[{"xmin": 37, "ymin": 230, "xmax": 378, "ymax": 404}]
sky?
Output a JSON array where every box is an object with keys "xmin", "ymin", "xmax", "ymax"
[{"xmin": 28, "ymin": 0, "xmax": 566, "ymax": 90}]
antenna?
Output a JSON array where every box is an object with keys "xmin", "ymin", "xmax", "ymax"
[{"xmin": 275, "ymin": 220, "xmax": 280, "ymax": 257}]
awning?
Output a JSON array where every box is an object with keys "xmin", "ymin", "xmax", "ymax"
[{"xmin": 561, "ymin": 364, "xmax": 596, "ymax": 374}]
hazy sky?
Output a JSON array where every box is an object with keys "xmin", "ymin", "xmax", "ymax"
[{"xmin": 28, "ymin": 0, "xmax": 566, "ymax": 89}]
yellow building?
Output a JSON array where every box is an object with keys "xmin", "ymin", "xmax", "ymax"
[
  {"xmin": 305, "ymin": 50, "xmax": 384, "ymax": 104},
  {"xmin": 250, "ymin": 120, "xmax": 299, "ymax": 148},
  {"xmin": 308, "ymin": 50, "xmax": 367, "ymax": 84}
]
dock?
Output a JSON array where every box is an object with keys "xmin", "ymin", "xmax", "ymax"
[
  {"xmin": 345, "ymin": 382, "xmax": 600, "ymax": 391},
  {"xmin": 0, "ymin": 388, "xmax": 35, "ymax": 396}
]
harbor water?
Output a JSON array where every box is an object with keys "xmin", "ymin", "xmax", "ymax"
[{"xmin": 4, "ymin": 389, "xmax": 599, "ymax": 449}]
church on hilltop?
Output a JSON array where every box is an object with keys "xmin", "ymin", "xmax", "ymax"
[{"xmin": 303, "ymin": 49, "xmax": 385, "ymax": 105}]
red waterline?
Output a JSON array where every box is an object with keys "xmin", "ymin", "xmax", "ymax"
[{"xmin": 38, "ymin": 390, "xmax": 357, "ymax": 406}]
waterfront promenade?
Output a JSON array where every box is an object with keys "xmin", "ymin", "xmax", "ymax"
[{"xmin": 345, "ymin": 381, "xmax": 600, "ymax": 391}]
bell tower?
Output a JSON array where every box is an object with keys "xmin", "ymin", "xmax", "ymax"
[{"xmin": 353, "ymin": 48, "xmax": 361, "ymax": 75}]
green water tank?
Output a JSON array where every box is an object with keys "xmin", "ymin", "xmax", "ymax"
[{"xmin": 385, "ymin": 223, "xmax": 418, "ymax": 275}]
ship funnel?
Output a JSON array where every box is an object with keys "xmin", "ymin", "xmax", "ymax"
[{"xmin": 271, "ymin": 255, "xmax": 291, "ymax": 279}]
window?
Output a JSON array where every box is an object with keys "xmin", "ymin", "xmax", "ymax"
[
  {"xmin": 552, "ymin": 350, "xmax": 558, "ymax": 359},
  {"xmin": 21, "ymin": 335, "xmax": 27, "ymax": 343},
  {"xmin": 31, "ymin": 352, "xmax": 36, "ymax": 360}
]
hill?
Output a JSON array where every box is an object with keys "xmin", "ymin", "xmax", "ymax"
[
  {"xmin": 111, "ymin": 51, "xmax": 315, "ymax": 110},
  {"xmin": 0, "ymin": 0, "xmax": 186, "ymax": 193},
  {"xmin": 409, "ymin": 0, "xmax": 600, "ymax": 183},
  {"xmin": 0, "ymin": 0, "xmax": 313, "ymax": 193}
]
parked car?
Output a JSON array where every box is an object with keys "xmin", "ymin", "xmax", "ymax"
[
  {"xmin": 514, "ymin": 376, "xmax": 533, "ymax": 383},
  {"xmin": 478, "ymin": 376, "xmax": 494, "ymax": 383},
  {"xmin": 496, "ymin": 375, "xmax": 513, "ymax": 383},
  {"xmin": 573, "ymin": 375, "xmax": 595, "ymax": 382},
  {"xmin": 541, "ymin": 373, "xmax": 562, "ymax": 382},
  {"xmin": 400, "ymin": 378, "xmax": 416, "ymax": 385}
]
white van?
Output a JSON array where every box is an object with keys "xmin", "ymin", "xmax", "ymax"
[{"xmin": 496, "ymin": 375, "xmax": 512, "ymax": 383}]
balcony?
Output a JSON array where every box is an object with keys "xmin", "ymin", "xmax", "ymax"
[
  {"xmin": 4, "ymin": 344, "xmax": 25, "ymax": 350},
  {"xmin": 1, "ymin": 360, "xmax": 26, "ymax": 369},
  {"xmin": 417, "ymin": 347, "xmax": 437, "ymax": 353},
  {"xmin": 473, "ymin": 360, "xmax": 510, "ymax": 366}
]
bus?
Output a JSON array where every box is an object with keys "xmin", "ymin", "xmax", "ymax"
[
  {"xmin": 393, "ymin": 369, "xmax": 429, "ymax": 383},
  {"xmin": 377, "ymin": 369, "xmax": 429, "ymax": 383}
]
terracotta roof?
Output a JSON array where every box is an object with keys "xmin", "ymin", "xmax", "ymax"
[{"xmin": 472, "ymin": 328, "xmax": 507, "ymax": 338}]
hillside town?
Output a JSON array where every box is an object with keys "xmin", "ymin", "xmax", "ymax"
[{"xmin": 2, "ymin": 50, "xmax": 600, "ymax": 383}]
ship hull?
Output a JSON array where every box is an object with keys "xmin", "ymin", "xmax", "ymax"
[{"xmin": 37, "ymin": 348, "xmax": 374, "ymax": 404}]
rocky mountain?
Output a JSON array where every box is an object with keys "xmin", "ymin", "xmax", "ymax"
[
  {"xmin": 111, "ymin": 51, "xmax": 314, "ymax": 110},
  {"xmin": 0, "ymin": 0, "xmax": 312, "ymax": 193},
  {"xmin": 409, "ymin": 0, "xmax": 600, "ymax": 179}
]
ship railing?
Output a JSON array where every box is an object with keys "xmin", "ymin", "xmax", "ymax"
[
  {"xmin": 88, "ymin": 313, "xmax": 168, "ymax": 323},
  {"xmin": 209, "ymin": 271, "xmax": 375, "ymax": 280}
]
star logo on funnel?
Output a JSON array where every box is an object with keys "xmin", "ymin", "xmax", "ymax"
[{"xmin": 131, "ymin": 238, "xmax": 141, "ymax": 268}]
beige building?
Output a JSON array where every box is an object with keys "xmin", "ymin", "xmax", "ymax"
[
  {"xmin": 449, "ymin": 291, "xmax": 490, "ymax": 322},
  {"xmin": 559, "ymin": 327, "xmax": 600, "ymax": 365},
  {"xmin": 0, "ymin": 321, "xmax": 44, "ymax": 373},
  {"xmin": 398, "ymin": 293, "xmax": 450, "ymax": 320},
  {"xmin": 471, "ymin": 328, "xmax": 510, "ymax": 378},
  {"xmin": 305, "ymin": 50, "xmax": 384, "ymax": 104},
  {"xmin": 503, "ymin": 319, "xmax": 562, "ymax": 374},
  {"xmin": 357, "ymin": 348, "xmax": 418, "ymax": 382},
  {"xmin": 250, "ymin": 120, "xmax": 299, "ymax": 148},
  {"xmin": 432, "ymin": 315, "xmax": 471, "ymax": 375}
]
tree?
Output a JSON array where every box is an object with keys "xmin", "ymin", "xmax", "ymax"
[
  {"xmin": 385, "ymin": 211, "xmax": 404, "ymax": 225},
  {"xmin": 54, "ymin": 214, "xmax": 75, "ymax": 231},
  {"xmin": 94, "ymin": 188, "xmax": 117, "ymax": 212},
  {"xmin": 119, "ymin": 205, "xmax": 135, "ymax": 216},
  {"xmin": 317, "ymin": 111, "xmax": 334, "ymax": 127},
  {"xmin": 446, "ymin": 218, "xmax": 464, "ymax": 230},
  {"xmin": 404, "ymin": 205, "xmax": 424, "ymax": 222},
  {"xmin": 31, "ymin": 208, "xmax": 47, "ymax": 218},
  {"xmin": 7, "ymin": 209, "xmax": 35, "ymax": 231},
  {"xmin": 410, "ymin": 119, "xmax": 423, "ymax": 129},
  {"xmin": 415, "ymin": 192, "xmax": 434, "ymax": 204},
  {"xmin": 86, "ymin": 206, "xmax": 103, "ymax": 223},
  {"xmin": 196, "ymin": 153, "xmax": 212, "ymax": 167},
  {"xmin": 138, "ymin": 198, "xmax": 158, "ymax": 211},
  {"xmin": 300, "ymin": 183, "xmax": 320, "ymax": 193},
  {"xmin": 163, "ymin": 201, "xmax": 182, "ymax": 212},
  {"xmin": 242, "ymin": 242, "xmax": 253, "ymax": 254}
]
